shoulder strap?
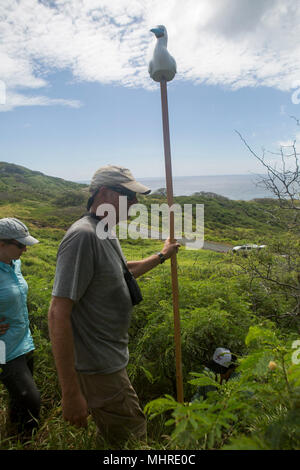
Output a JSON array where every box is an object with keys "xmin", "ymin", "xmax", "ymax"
[{"xmin": 108, "ymin": 238, "xmax": 129, "ymax": 272}]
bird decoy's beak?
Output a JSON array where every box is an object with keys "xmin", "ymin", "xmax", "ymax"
[{"xmin": 150, "ymin": 28, "xmax": 164, "ymax": 38}]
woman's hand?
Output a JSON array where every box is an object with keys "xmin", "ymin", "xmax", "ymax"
[{"xmin": 0, "ymin": 317, "xmax": 9, "ymax": 335}]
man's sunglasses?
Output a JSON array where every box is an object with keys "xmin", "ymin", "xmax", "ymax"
[
  {"xmin": 86, "ymin": 185, "xmax": 137, "ymax": 210},
  {"xmin": 5, "ymin": 240, "xmax": 26, "ymax": 249},
  {"xmin": 107, "ymin": 186, "xmax": 137, "ymax": 201}
]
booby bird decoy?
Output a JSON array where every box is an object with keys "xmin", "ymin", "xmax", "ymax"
[{"xmin": 149, "ymin": 25, "xmax": 177, "ymax": 82}]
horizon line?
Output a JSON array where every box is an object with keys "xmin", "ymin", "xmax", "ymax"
[{"xmin": 73, "ymin": 173, "xmax": 266, "ymax": 183}]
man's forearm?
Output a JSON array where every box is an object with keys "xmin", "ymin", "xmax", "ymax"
[
  {"xmin": 127, "ymin": 238, "xmax": 180, "ymax": 278},
  {"xmin": 127, "ymin": 254, "xmax": 162, "ymax": 278}
]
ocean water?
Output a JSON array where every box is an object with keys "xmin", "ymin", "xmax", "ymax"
[
  {"xmin": 133, "ymin": 174, "xmax": 272, "ymax": 201},
  {"xmin": 78, "ymin": 174, "xmax": 273, "ymax": 201}
]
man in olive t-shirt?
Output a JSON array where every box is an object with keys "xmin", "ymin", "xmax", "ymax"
[
  {"xmin": 52, "ymin": 216, "xmax": 133, "ymax": 375},
  {"xmin": 48, "ymin": 165, "xmax": 180, "ymax": 445}
]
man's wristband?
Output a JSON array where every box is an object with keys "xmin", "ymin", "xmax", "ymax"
[{"xmin": 156, "ymin": 252, "xmax": 166, "ymax": 264}]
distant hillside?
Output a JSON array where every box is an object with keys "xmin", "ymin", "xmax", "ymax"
[
  {"xmin": 0, "ymin": 161, "xmax": 288, "ymax": 241},
  {"xmin": 0, "ymin": 161, "xmax": 88, "ymax": 206},
  {"xmin": 143, "ymin": 191, "xmax": 286, "ymax": 243}
]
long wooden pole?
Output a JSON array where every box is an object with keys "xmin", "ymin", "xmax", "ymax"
[{"xmin": 160, "ymin": 78, "xmax": 184, "ymax": 403}]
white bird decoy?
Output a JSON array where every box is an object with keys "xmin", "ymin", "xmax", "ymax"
[{"xmin": 149, "ymin": 25, "xmax": 177, "ymax": 82}]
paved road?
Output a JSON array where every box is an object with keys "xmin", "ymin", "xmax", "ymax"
[
  {"xmin": 202, "ymin": 240, "xmax": 232, "ymax": 253},
  {"xmin": 178, "ymin": 237, "xmax": 232, "ymax": 252},
  {"xmin": 126, "ymin": 225, "xmax": 233, "ymax": 253}
]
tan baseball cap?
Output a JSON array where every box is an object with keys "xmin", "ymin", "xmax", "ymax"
[{"xmin": 89, "ymin": 165, "xmax": 151, "ymax": 194}]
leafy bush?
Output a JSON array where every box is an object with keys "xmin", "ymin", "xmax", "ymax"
[{"xmin": 145, "ymin": 325, "xmax": 300, "ymax": 450}]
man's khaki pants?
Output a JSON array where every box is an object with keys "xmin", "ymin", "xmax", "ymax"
[{"xmin": 77, "ymin": 368, "xmax": 146, "ymax": 446}]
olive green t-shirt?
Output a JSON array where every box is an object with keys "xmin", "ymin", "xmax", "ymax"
[{"xmin": 52, "ymin": 215, "xmax": 133, "ymax": 374}]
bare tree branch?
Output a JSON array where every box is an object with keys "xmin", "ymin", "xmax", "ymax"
[{"xmin": 235, "ymin": 130, "xmax": 300, "ymax": 214}]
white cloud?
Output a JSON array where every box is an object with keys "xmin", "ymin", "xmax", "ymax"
[
  {"xmin": 1, "ymin": 0, "xmax": 300, "ymax": 110},
  {"xmin": 0, "ymin": 91, "xmax": 82, "ymax": 112}
]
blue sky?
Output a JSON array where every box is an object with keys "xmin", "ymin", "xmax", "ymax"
[{"xmin": 1, "ymin": 0, "xmax": 300, "ymax": 181}]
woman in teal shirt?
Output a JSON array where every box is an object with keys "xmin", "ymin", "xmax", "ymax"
[{"xmin": 0, "ymin": 217, "xmax": 40, "ymax": 435}]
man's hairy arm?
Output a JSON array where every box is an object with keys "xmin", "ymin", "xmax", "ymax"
[
  {"xmin": 127, "ymin": 238, "xmax": 180, "ymax": 278},
  {"xmin": 48, "ymin": 296, "xmax": 88, "ymax": 427}
]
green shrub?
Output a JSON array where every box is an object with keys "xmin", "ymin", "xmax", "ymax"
[{"xmin": 145, "ymin": 325, "xmax": 300, "ymax": 450}]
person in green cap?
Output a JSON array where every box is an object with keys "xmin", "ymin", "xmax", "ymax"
[{"xmin": 192, "ymin": 348, "xmax": 237, "ymax": 401}]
